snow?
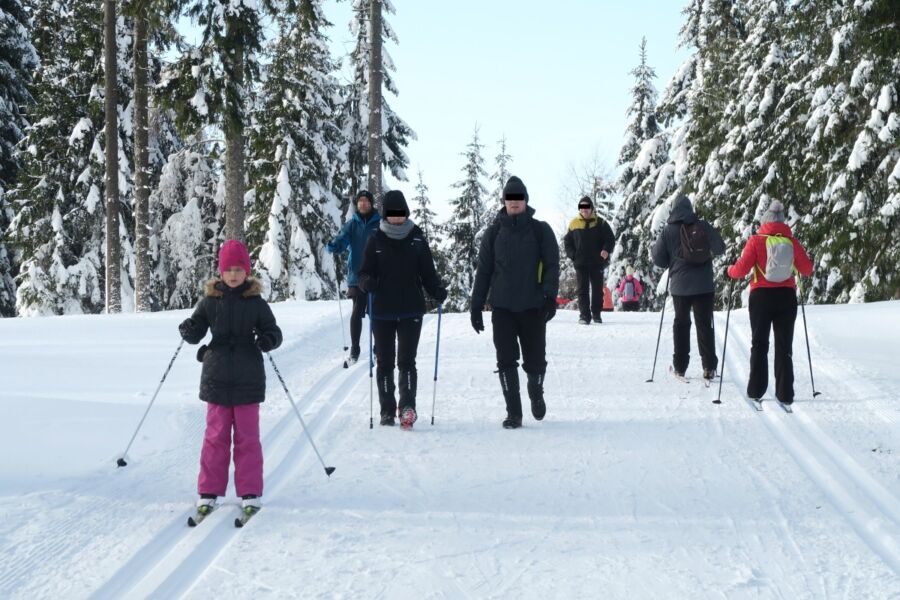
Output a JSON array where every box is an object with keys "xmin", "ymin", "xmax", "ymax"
[
  {"xmin": 3, "ymin": 301, "xmax": 899, "ymax": 596},
  {"xmin": 68, "ymin": 118, "xmax": 93, "ymax": 147}
]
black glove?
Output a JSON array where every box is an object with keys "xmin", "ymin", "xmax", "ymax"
[
  {"xmin": 470, "ymin": 309, "xmax": 484, "ymax": 334},
  {"xmin": 544, "ymin": 296, "xmax": 557, "ymax": 323},
  {"xmin": 346, "ymin": 285, "xmax": 361, "ymax": 299},
  {"xmin": 358, "ymin": 277, "xmax": 375, "ymax": 294},
  {"xmin": 256, "ymin": 332, "xmax": 276, "ymax": 353},
  {"xmin": 178, "ymin": 318, "xmax": 195, "ymax": 341},
  {"xmin": 433, "ymin": 287, "xmax": 448, "ymax": 304}
]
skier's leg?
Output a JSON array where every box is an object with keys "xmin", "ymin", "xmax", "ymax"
[
  {"xmin": 693, "ymin": 292, "xmax": 717, "ymax": 373},
  {"xmin": 772, "ymin": 288, "xmax": 798, "ymax": 403},
  {"xmin": 747, "ymin": 289, "xmax": 774, "ymax": 399},
  {"xmin": 575, "ymin": 266, "xmax": 591, "ymax": 322},
  {"xmin": 671, "ymin": 294, "xmax": 692, "ymax": 374},
  {"xmin": 519, "ymin": 308, "xmax": 547, "ymax": 420},
  {"xmin": 198, "ymin": 403, "xmax": 234, "ymax": 497},
  {"xmin": 397, "ymin": 316, "xmax": 423, "ymax": 412},
  {"xmin": 348, "ymin": 287, "xmax": 366, "ymax": 358},
  {"xmin": 492, "ymin": 309, "xmax": 523, "ymax": 424},
  {"xmin": 232, "ymin": 403, "xmax": 263, "ymax": 498},
  {"xmin": 373, "ymin": 319, "xmax": 398, "ymax": 419},
  {"xmin": 590, "ymin": 265, "xmax": 604, "ymax": 321}
]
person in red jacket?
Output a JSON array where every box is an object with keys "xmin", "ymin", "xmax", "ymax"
[{"xmin": 727, "ymin": 200, "xmax": 813, "ymax": 405}]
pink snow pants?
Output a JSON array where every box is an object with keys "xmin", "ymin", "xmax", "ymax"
[{"xmin": 197, "ymin": 403, "xmax": 263, "ymax": 497}]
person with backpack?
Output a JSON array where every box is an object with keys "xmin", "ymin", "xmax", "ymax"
[
  {"xmin": 652, "ymin": 194, "xmax": 725, "ymax": 381},
  {"xmin": 177, "ymin": 240, "xmax": 283, "ymax": 521},
  {"xmin": 563, "ymin": 196, "xmax": 615, "ymax": 324},
  {"xmin": 326, "ymin": 190, "xmax": 380, "ymax": 364},
  {"xmin": 357, "ymin": 190, "xmax": 447, "ymax": 429},
  {"xmin": 471, "ymin": 176, "xmax": 560, "ymax": 429},
  {"xmin": 616, "ymin": 266, "xmax": 644, "ymax": 311},
  {"xmin": 727, "ymin": 200, "xmax": 813, "ymax": 406}
]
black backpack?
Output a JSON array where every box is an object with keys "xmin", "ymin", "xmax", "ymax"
[{"xmin": 679, "ymin": 222, "xmax": 712, "ymax": 264}]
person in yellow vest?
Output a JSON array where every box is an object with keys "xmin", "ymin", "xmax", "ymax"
[{"xmin": 563, "ymin": 196, "xmax": 614, "ymax": 324}]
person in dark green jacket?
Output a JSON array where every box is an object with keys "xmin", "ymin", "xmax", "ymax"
[
  {"xmin": 471, "ymin": 176, "xmax": 560, "ymax": 429},
  {"xmin": 563, "ymin": 196, "xmax": 615, "ymax": 324}
]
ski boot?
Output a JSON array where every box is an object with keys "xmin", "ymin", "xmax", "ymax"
[
  {"xmin": 399, "ymin": 407, "xmax": 418, "ymax": 430},
  {"xmin": 188, "ymin": 495, "xmax": 217, "ymax": 527},
  {"xmin": 499, "ymin": 367, "xmax": 523, "ymax": 429},
  {"xmin": 235, "ymin": 495, "xmax": 262, "ymax": 528},
  {"xmin": 526, "ymin": 372, "xmax": 546, "ymax": 421},
  {"xmin": 377, "ymin": 371, "xmax": 397, "ymax": 426}
]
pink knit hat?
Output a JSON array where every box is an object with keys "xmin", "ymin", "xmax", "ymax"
[{"xmin": 218, "ymin": 240, "xmax": 252, "ymax": 274}]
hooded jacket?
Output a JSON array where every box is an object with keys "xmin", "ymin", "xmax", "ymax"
[
  {"xmin": 472, "ymin": 206, "xmax": 560, "ymax": 312},
  {"xmin": 727, "ymin": 221, "xmax": 813, "ymax": 289},
  {"xmin": 563, "ymin": 211, "xmax": 615, "ymax": 267},
  {"xmin": 652, "ymin": 195, "xmax": 725, "ymax": 296},
  {"xmin": 181, "ymin": 278, "xmax": 283, "ymax": 406},
  {"xmin": 326, "ymin": 210, "xmax": 381, "ymax": 286}
]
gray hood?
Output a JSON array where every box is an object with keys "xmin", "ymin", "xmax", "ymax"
[{"xmin": 667, "ymin": 194, "xmax": 698, "ymax": 225}]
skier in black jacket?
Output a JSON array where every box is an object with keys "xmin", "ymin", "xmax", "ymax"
[
  {"xmin": 652, "ymin": 194, "xmax": 725, "ymax": 380},
  {"xmin": 563, "ymin": 196, "xmax": 615, "ymax": 324},
  {"xmin": 358, "ymin": 190, "xmax": 447, "ymax": 429},
  {"xmin": 471, "ymin": 176, "xmax": 560, "ymax": 429}
]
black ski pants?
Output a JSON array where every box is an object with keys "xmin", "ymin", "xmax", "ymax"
[
  {"xmin": 622, "ymin": 301, "xmax": 639, "ymax": 312},
  {"xmin": 671, "ymin": 292, "xmax": 717, "ymax": 374},
  {"xmin": 748, "ymin": 287, "xmax": 797, "ymax": 402},
  {"xmin": 491, "ymin": 308, "xmax": 547, "ymax": 375},
  {"xmin": 372, "ymin": 316, "xmax": 423, "ymax": 413},
  {"xmin": 348, "ymin": 286, "xmax": 367, "ymax": 354},
  {"xmin": 575, "ymin": 265, "xmax": 605, "ymax": 320}
]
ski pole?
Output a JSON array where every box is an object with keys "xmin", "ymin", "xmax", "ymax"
[
  {"xmin": 714, "ymin": 283, "xmax": 734, "ymax": 405},
  {"xmin": 116, "ymin": 340, "xmax": 185, "ymax": 467},
  {"xmin": 267, "ymin": 353, "xmax": 336, "ymax": 477},
  {"xmin": 797, "ymin": 279, "xmax": 821, "ymax": 397},
  {"xmin": 335, "ymin": 268, "xmax": 348, "ymax": 362},
  {"xmin": 646, "ymin": 271, "xmax": 671, "ymax": 382},
  {"xmin": 368, "ymin": 292, "xmax": 374, "ymax": 429},
  {"xmin": 430, "ymin": 304, "xmax": 443, "ymax": 426}
]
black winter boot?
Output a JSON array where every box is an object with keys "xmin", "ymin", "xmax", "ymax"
[
  {"xmin": 398, "ymin": 368, "xmax": 418, "ymax": 412},
  {"xmin": 377, "ymin": 370, "xmax": 396, "ymax": 424},
  {"xmin": 499, "ymin": 367, "xmax": 522, "ymax": 429},
  {"xmin": 526, "ymin": 372, "xmax": 546, "ymax": 421}
]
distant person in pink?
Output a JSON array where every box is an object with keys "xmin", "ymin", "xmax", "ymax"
[
  {"xmin": 616, "ymin": 266, "xmax": 644, "ymax": 311},
  {"xmin": 178, "ymin": 240, "xmax": 283, "ymax": 518}
]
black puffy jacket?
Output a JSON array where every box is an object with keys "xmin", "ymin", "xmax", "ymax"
[
  {"xmin": 471, "ymin": 206, "xmax": 560, "ymax": 312},
  {"xmin": 563, "ymin": 212, "xmax": 615, "ymax": 267},
  {"xmin": 180, "ymin": 279, "xmax": 283, "ymax": 406},
  {"xmin": 357, "ymin": 224, "xmax": 446, "ymax": 318}
]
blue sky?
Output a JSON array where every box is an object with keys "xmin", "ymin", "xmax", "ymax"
[{"xmin": 322, "ymin": 0, "xmax": 690, "ymax": 228}]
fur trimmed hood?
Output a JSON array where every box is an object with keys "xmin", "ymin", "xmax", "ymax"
[{"xmin": 205, "ymin": 278, "xmax": 263, "ymax": 298}]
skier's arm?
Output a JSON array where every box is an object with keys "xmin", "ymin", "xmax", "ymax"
[
  {"xmin": 792, "ymin": 239, "xmax": 813, "ymax": 278},
  {"xmin": 727, "ymin": 238, "xmax": 758, "ymax": 279},
  {"xmin": 255, "ymin": 301, "xmax": 283, "ymax": 351},
  {"xmin": 356, "ymin": 236, "xmax": 379, "ymax": 293},
  {"xmin": 179, "ymin": 299, "xmax": 210, "ymax": 344},
  {"xmin": 471, "ymin": 225, "xmax": 496, "ymax": 310},
  {"xmin": 601, "ymin": 220, "xmax": 615, "ymax": 254},
  {"xmin": 563, "ymin": 228, "xmax": 575, "ymax": 261},
  {"xmin": 539, "ymin": 222, "xmax": 560, "ymax": 300},
  {"xmin": 326, "ymin": 221, "xmax": 352, "ymax": 254}
]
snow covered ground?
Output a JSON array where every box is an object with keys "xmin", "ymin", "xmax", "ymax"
[{"xmin": 1, "ymin": 298, "xmax": 899, "ymax": 599}]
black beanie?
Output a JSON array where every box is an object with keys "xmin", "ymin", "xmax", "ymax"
[
  {"xmin": 354, "ymin": 190, "xmax": 374, "ymax": 206},
  {"xmin": 578, "ymin": 196, "xmax": 593, "ymax": 208},
  {"xmin": 502, "ymin": 176, "xmax": 529, "ymax": 202},
  {"xmin": 380, "ymin": 190, "xmax": 409, "ymax": 217}
]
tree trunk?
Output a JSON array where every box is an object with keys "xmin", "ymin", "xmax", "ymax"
[
  {"xmin": 224, "ymin": 20, "xmax": 245, "ymax": 242},
  {"xmin": 367, "ymin": 0, "xmax": 383, "ymax": 202},
  {"xmin": 104, "ymin": 0, "xmax": 121, "ymax": 313},
  {"xmin": 133, "ymin": 13, "xmax": 151, "ymax": 311}
]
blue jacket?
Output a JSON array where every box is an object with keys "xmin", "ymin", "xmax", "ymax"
[{"xmin": 326, "ymin": 211, "xmax": 381, "ymax": 286}]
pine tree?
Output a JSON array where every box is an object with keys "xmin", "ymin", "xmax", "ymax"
[
  {"xmin": 444, "ymin": 128, "xmax": 488, "ymax": 311},
  {"xmin": 486, "ymin": 135, "xmax": 512, "ymax": 226},
  {"xmin": 9, "ymin": 0, "xmax": 135, "ymax": 315},
  {"xmin": 410, "ymin": 168, "xmax": 448, "ymax": 279},
  {"xmin": 246, "ymin": 0, "xmax": 345, "ymax": 301},
  {"xmin": 0, "ymin": 0, "xmax": 37, "ymax": 315},
  {"xmin": 339, "ymin": 0, "xmax": 415, "ymax": 196},
  {"xmin": 610, "ymin": 37, "xmax": 667, "ymax": 309}
]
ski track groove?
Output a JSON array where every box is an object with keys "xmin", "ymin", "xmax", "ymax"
[
  {"xmin": 718, "ymin": 313, "xmax": 900, "ymax": 576},
  {"xmin": 90, "ymin": 314, "xmax": 436, "ymax": 599}
]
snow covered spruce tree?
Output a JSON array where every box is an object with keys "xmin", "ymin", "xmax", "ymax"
[
  {"xmin": 157, "ymin": 0, "xmax": 270, "ymax": 241},
  {"xmin": 246, "ymin": 0, "xmax": 345, "ymax": 301},
  {"xmin": 444, "ymin": 128, "xmax": 489, "ymax": 312},
  {"xmin": 8, "ymin": 0, "xmax": 135, "ymax": 315},
  {"xmin": 339, "ymin": 0, "xmax": 415, "ymax": 196},
  {"xmin": 485, "ymin": 135, "xmax": 512, "ymax": 228},
  {"xmin": 410, "ymin": 168, "xmax": 448, "ymax": 280},
  {"xmin": 610, "ymin": 37, "xmax": 667, "ymax": 310},
  {"xmin": 0, "ymin": 0, "xmax": 37, "ymax": 316},
  {"xmin": 788, "ymin": 0, "xmax": 899, "ymax": 302}
]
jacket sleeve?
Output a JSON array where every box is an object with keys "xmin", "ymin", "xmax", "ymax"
[
  {"xmin": 471, "ymin": 224, "xmax": 497, "ymax": 310},
  {"xmin": 652, "ymin": 229, "xmax": 670, "ymax": 268},
  {"xmin": 563, "ymin": 228, "xmax": 575, "ymax": 260},
  {"xmin": 326, "ymin": 221, "xmax": 352, "ymax": 254},
  {"xmin": 634, "ymin": 279, "xmax": 644, "ymax": 296},
  {"xmin": 418, "ymin": 238, "xmax": 446, "ymax": 301},
  {"xmin": 539, "ymin": 222, "xmax": 560, "ymax": 300},
  {"xmin": 601, "ymin": 220, "xmax": 615, "ymax": 254},
  {"xmin": 356, "ymin": 235, "xmax": 378, "ymax": 293},
  {"xmin": 256, "ymin": 300, "xmax": 283, "ymax": 350},
  {"xmin": 792, "ymin": 238, "xmax": 814, "ymax": 277},
  {"xmin": 707, "ymin": 222, "xmax": 726, "ymax": 256},
  {"xmin": 182, "ymin": 299, "xmax": 211, "ymax": 344},
  {"xmin": 616, "ymin": 279, "xmax": 625, "ymax": 294},
  {"xmin": 727, "ymin": 237, "xmax": 758, "ymax": 279}
]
